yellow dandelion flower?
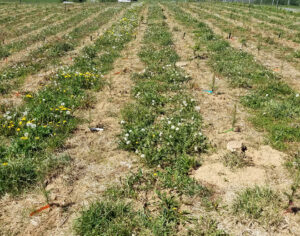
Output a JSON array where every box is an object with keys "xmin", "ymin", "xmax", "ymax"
[
  {"xmin": 153, "ymin": 173, "xmax": 157, "ymax": 176},
  {"xmin": 35, "ymin": 137, "xmax": 40, "ymax": 140},
  {"xmin": 16, "ymin": 128, "xmax": 20, "ymax": 132},
  {"xmin": 2, "ymin": 163, "xmax": 8, "ymax": 166},
  {"xmin": 25, "ymin": 94, "xmax": 33, "ymax": 98},
  {"xmin": 20, "ymin": 136, "xmax": 28, "ymax": 140}
]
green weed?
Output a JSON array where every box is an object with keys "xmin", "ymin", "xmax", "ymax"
[{"xmin": 233, "ymin": 186, "xmax": 283, "ymax": 226}]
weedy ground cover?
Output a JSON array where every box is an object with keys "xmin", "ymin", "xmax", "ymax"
[
  {"xmin": 187, "ymin": 4, "xmax": 300, "ymax": 64},
  {"xmin": 0, "ymin": 4, "xmax": 141, "ymax": 196},
  {"xmin": 167, "ymin": 3, "xmax": 300, "ymax": 151},
  {"xmin": 74, "ymin": 4, "xmax": 226, "ymax": 235},
  {"xmin": 220, "ymin": 2, "xmax": 300, "ymax": 22},
  {"xmin": 233, "ymin": 186, "xmax": 283, "ymax": 227},
  {"xmin": 165, "ymin": 3, "xmax": 300, "ymax": 229},
  {"xmin": 0, "ymin": 5, "xmax": 44, "ymax": 25},
  {"xmin": 0, "ymin": 4, "xmax": 97, "ymax": 59},
  {"xmin": 196, "ymin": 3, "xmax": 300, "ymax": 44},
  {"xmin": 0, "ymin": 6, "xmax": 123, "ymax": 94},
  {"xmin": 1, "ymin": 4, "xmax": 60, "ymax": 29}
]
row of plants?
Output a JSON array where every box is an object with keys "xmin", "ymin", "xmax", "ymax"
[
  {"xmin": 3, "ymin": 7, "xmax": 73, "ymax": 41},
  {"xmin": 74, "ymin": 5, "xmax": 227, "ymax": 235},
  {"xmin": 219, "ymin": 3, "xmax": 300, "ymax": 29},
  {"xmin": 0, "ymin": 5, "xmax": 124, "ymax": 94},
  {"xmin": 165, "ymin": 3, "xmax": 292, "ymax": 229},
  {"xmin": 4, "ymin": 3, "xmax": 118, "ymax": 42},
  {"xmin": 187, "ymin": 4, "xmax": 300, "ymax": 64},
  {"xmin": 222, "ymin": 2, "xmax": 300, "ymax": 22},
  {"xmin": 0, "ymin": 3, "xmax": 67, "ymax": 28},
  {"xmin": 168, "ymin": 3, "xmax": 300, "ymax": 151},
  {"xmin": 0, "ymin": 4, "xmax": 142, "ymax": 196},
  {"xmin": 0, "ymin": 4, "xmax": 107, "ymax": 60},
  {"xmin": 197, "ymin": 2, "xmax": 300, "ymax": 44},
  {"xmin": 0, "ymin": 5, "xmax": 45, "ymax": 24}
]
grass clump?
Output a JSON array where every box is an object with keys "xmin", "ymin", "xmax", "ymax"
[
  {"xmin": 74, "ymin": 201, "xmax": 139, "ymax": 236},
  {"xmin": 222, "ymin": 151, "xmax": 250, "ymax": 169},
  {"xmin": 0, "ymin": 46, "xmax": 10, "ymax": 58},
  {"xmin": 233, "ymin": 186, "xmax": 283, "ymax": 227},
  {"xmin": 188, "ymin": 216, "xmax": 228, "ymax": 235}
]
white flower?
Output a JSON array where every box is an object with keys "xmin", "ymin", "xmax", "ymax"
[
  {"xmin": 120, "ymin": 120, "xmax": 125, "ymax": 124},
  {"xmin": 125, "ymin": 133, "xmax": 129, "ymax": 137},
  {"xmin": 266, "ymin": 94, "xmax": 269, "ymax": 97},
  {"xmin": 194, "ymin": 146, "xmax": 198, "ymax": 151},
  {"xmin": 24, "ymin": 132, "xmax": 29, "ymax": 137},
  {"xmin": 135, "ymin": 150, "xmax": 139, "ymax": 154},
  {"xmin": 66, "ymin": 111, "xmax": 71, "ymax": 115},
  {"xmin": 168, "ymin": 121, "xmax": 171, "ymax": 125},
  {"xmin": 5, "ymin": 111, "xmax": 10, "ymax": 115},
  {"xmin": 195, "ymin": 106, "xmax": 201, "ymax": 112},
  {"xmin": 198, "ymin": 132, "xmax": 202, "ymax": 136},
  {"xmin": 23, "ymin": 111, "xmax": 28, "ymax": 116},
  {"xmin": 129, "ymin": 130, "xmax": 132, "ymax": 133},
  {"xmin": 61, "ymin": 102, "xmax": 65, "ymax": 106},
  {"xmin": 171, "ymin": 125, "xmax": 175, "ymax": 130},
  {"xmin": 141, "ymin": 128, "xmax": 145, "ymax": 132},
  {"xmin": 159, "ymin": 132, "xmax": 163, "ymax": 137},
  {"xmin": 141, "ymin": 154, "xmax": 145, "ymax": 158},
  {"xmin": 296, "ymin": 94, "xmax": 299, "ymax": 98},
  {"xmin": 126, "ymin": 141, "xmax": 131, "ymax": 145},
  {"xmin": 6, "ymin": 116, "xmax": 12, "ymax": 120},
  {"xmin": 175, "ymin": 127, "xmax": 179, "ymax": 131}
]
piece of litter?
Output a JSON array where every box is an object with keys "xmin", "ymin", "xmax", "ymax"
[
  {"xmin": 89, "ymin": 127, "xmax": 104, "ymax": 132},
  {"xmin": 30, "ymin": 204, "xmax": 50, "ymax": 216},
  {"xmin": 202, "ymin": 89, "xmax": 213, "ymax": 94},
  {"xmin": 114, "ymin": 72, "xmax": 121, "ymax": 75}
]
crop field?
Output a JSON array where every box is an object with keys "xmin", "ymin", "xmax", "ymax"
[{"xmin": 0, "ymin": 1, "xmax": 299, "ymax": 235}]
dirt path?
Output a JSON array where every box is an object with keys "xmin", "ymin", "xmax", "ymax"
[
  {"xmin": 163, "ymin": 6, "xmax": 299, "ymax": 235},
  {"xmin": 182, "ymin": 7, "xmax": 300, "ymax": 93},
  {"xmin": 0, "ymin": 6, "xmax": 148, "ymax": 236},
  {"xmin": 0, "ymin": 7, "xmax": 125, "ymax": 110}
]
